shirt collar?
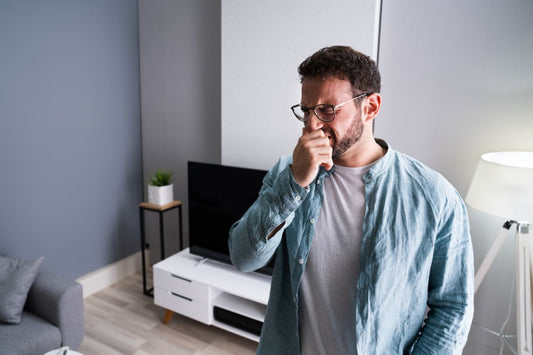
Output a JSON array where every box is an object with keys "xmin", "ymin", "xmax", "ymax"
[{"xmin": 366, "ymin": 138, "xmax": 392, "ymax": 179}]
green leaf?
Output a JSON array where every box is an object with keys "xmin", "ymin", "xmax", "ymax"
[{"xmin": 148, "ymin": 169, "xmax": 173, "ymax": 186}]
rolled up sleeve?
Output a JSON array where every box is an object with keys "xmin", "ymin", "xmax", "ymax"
[{"xmin": 228, "ymin": 157, "xmax": 309, "ymax": 272}]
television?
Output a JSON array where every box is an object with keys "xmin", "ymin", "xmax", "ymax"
[{"xmin": 187, "ymin": 161, "xmax": 274, "ymax": 275}]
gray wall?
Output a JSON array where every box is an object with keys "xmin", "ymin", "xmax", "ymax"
[
  {"xmin": 377, "ymin": 0, "xmax": 533, "ymax": 353},
  {"xmin": 138, "ymin": 0, "xmax": 221, "ymax": 254},
  {"xmin": 0, "ymin": 0, "xmax": 143, "ymax": 279}
]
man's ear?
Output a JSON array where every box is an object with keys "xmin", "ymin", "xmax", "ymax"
[{"xmin": 363, "ymin": 93, "xmax": 382, "ymax": 122}]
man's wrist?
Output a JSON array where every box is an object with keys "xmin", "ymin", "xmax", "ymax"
[{"xmin": 290, "ymin": 164, "xmax": 309, "ymax": 188}]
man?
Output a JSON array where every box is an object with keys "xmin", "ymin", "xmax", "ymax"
[{"xmin": 229, "ymin": 46, "xmax": 473, "ymax": 354}]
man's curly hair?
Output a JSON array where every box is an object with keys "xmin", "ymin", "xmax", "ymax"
[{"xmin": 297, "ymin": 46, "xmax": 381, "ymax": 95}]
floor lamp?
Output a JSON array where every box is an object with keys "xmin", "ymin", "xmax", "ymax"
[{"xmin": 466, "ymin": 151, "xmax": 533, "ymax": 355}]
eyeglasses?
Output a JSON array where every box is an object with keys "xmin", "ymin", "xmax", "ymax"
[{"xmin": 290, "ymin": 92, "xmax": 371, "ymax": 122}]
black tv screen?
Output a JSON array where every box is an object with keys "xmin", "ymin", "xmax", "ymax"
[{"xmin": 187, "ymin": 161, "xmax": 274, "ymax": 275}]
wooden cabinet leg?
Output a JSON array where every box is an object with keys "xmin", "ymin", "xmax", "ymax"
[{"xmin": 163, "ymin": 309, "xmax": 174, "ymax": 324}]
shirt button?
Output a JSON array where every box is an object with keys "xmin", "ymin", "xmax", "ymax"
[
  {"xmin": 316, "ymin": 179, "xmax": 321, "ymax": 185},
  {"xmin": 294, "ymin": 195, "xmax": 301, "ymax": 201},
  {"xmin": 299, "ymin": 258, "xmax": 304, "ymax": 264},
  {"xmin": 309, "ymin": 218, "xmax": 315, "ymax": 224}
]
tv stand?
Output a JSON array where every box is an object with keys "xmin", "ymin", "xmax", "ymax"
[{"xmin": 153, "ymin": 248, "xmax": 271, "ymax": 342}]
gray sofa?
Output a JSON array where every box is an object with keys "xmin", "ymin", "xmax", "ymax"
[{"xmin": 0, "ymin": 269, "xmax": 84, "ymax": 355}]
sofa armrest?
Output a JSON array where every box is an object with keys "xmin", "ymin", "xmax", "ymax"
[{"xmin": 24, "ymin": 270, "xmax": 84, "ymax": 349}]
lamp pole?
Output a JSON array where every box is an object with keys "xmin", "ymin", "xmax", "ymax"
[
  {"xmin": 473, "ymin": 221, "xmax": 533, "ymax": 355},
  {"xmin": 516, "ymin": 222, "xmax": 532, "ymax": 355},
  {"xmin": 474, "ymin": 221, "xmax": 513, "ymax": 293}
]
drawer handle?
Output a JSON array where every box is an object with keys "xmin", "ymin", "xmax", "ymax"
[
  {"xmin": 170, "ymin": 292, "xmax": 192, "ymax": 302},
  {"xmin": 170, "ymin": 274, "xmax": 192, "ymax": 282}
]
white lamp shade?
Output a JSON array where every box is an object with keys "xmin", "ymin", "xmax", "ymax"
[{"xmin": 466, "ymin": 152, "xmax": 533, "ymax": 222}]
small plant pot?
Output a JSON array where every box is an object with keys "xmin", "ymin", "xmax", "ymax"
[{"xmin": 147, "ymin": 184, "xmax": 173, "ymax": 206}]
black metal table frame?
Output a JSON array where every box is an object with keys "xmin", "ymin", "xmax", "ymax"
[{"xmin": 139, "ymin": 201, "xmax": 183, "ymax": 297}]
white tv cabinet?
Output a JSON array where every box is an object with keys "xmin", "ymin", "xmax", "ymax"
[{"xmin": 153, "ymin": 248, "xmax": 271, "ymax": 342}]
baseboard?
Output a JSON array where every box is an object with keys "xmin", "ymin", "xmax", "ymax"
[{"xmin": 76, "ymin": 251, "xmax": 142, "ymax": 298}]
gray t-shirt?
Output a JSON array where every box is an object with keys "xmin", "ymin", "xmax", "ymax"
[{"xmin": 299, "ymin": 163, "xmax": 373, "ymax": 355}]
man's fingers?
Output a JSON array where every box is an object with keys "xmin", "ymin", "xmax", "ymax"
[
  {"xmin": 299, "ymin": 131, "xmax": 330, "ymax": 149},
  {"xmin": 292, "ymin": 128, "xmax": 333, "ymax": 187},
  {"xmin": 305, "ymin": 145, "xmax": 333, "ymax": 167},
  {"xmin": 319, "ymin": 155, "xmax": 334, "ymax": 170}
]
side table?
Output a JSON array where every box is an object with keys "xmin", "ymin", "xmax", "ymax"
[{"xmin": 139, "ymin": 200, "xmax": 183, "ymax": 296}]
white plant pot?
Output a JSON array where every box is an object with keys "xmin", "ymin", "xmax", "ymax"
[{"xmin": 147, "ymin": 184, "xmax": 173, "ymax": 206}]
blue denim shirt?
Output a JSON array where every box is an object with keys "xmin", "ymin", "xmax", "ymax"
[{"xmin": 229, "ymin": 141, "xmax": 474, "ymax": 354}]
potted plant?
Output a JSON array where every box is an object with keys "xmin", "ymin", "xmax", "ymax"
[{"xmin": 147, "ymin": 169, "xmax": 173, "ymax": 206}]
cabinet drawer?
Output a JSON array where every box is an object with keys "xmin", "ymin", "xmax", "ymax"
[
  {"xmin": 154, "ymin": 267, "xmax": 210, "ymax": 304},
  {"xmin": 154, "ymin": 287, "xmax": 211, "ymax": 324}
]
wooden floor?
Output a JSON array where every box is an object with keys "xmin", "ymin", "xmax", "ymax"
[{"xmin": 78, "ymin": 271, "xmax": 257, "ymax": 355}]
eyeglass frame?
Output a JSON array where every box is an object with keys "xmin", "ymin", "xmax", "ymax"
[{"xmin": 290, "ymin": 92, "xmax": 371, "ymax": 122}]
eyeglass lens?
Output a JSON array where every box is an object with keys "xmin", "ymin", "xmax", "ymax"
[{"xmin": 292, "ymin": 104, "xmax": 335, "ymax": 122}]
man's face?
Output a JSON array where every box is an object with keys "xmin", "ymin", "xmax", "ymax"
[{"xmin": 300, "ymin": 76, "xmax": 364, "ymax": 160}]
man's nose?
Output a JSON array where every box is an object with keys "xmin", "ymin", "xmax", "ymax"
[{"xmin": 304, "ymin": 112, "xmax": 324, "ymax": 132}]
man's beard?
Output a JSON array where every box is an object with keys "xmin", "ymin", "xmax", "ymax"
[{"xmin": 325, "ymin": 114, "xmax": 364, "ymax": 159}]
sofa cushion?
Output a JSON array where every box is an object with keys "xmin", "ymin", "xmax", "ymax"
[
  {"xmin": 0, "ymin": 256, "xmax": 44, "ymax": 324},
  {"xmin": 0, "ymin": 311, "xmax": 61, "ymax": 355}
]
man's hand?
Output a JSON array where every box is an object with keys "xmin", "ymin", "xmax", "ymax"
[{"xmin": 292, "ymin": 128, "xmax": 333, "ymax": 188}]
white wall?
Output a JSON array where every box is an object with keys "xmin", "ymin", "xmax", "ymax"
[
  {"xmin": 138, "ymin": 0, "xmax": 221, "ymax": 253},
  {"xmin": 377, "ymin": 1, "xmax": 533, "ymax": 354},
  {"xmin": 221, "ymin": 0, "xmax": 381, "ymax": 170}
]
